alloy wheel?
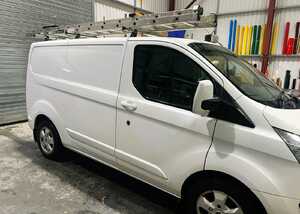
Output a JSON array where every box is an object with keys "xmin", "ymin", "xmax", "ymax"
[{"xmin": 196, "ymin": 190, "xmax": 244, "ymax": 214}]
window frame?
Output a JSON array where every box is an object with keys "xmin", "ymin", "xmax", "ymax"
[
  {"xmin": 132, "ymin": 44, "xmax": 215, "ymax": 112},
  {"xmin": 188, "ymin": 42, "xmax": 284, "ymax": 108},
  {"xmin": 130, "ymin": 42, "xmax": 255, "ymax": 128}
]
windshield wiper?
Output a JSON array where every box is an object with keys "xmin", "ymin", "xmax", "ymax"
[
  {"xmin": 278, "ymin": 90, "xmax": 286, "ymax": 99},
  {"xmin": 275, "ymin": 90, "xmax": 287, "ymax": 107},
  {"xmin": 263, "ymin": 81, "xmax": 280, "ymax": 90},
  {"xmin": 276, "ymin": 90, "xmax": 298, "ymax": 109}
]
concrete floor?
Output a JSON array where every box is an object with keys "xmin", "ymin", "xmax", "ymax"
[{"xmin": 0, "ymin": 123, "xmax": 179, "ymax": 214}]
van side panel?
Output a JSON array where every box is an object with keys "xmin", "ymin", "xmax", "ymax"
[
  {"xmin": 27, "ymin": 45, "xmax": 67, "ymax": 134},
  {"xmin": 29, "ymin": 43, "xmax": 125, "ymax": 165}
]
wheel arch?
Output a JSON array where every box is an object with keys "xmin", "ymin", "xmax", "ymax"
[
  {"xmin": 30, "ymin": 100, "xmax": 67, "ymax": 145},
  {"xmin": 181, "ymin": 170, "xmax": 266, "ymax": 212}
]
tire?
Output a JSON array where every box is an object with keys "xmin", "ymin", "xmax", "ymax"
[
  {"xmin": 35, "ymin": 119, "xmax": 64, "ymax": 161},
  {"xmin": 183, "ymin": 175, "xmax": 266, "ymax": 214}
]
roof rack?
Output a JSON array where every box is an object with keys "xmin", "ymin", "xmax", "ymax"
[{"xmin": 32, "ymin": 6, "xmax": 216, "ymax": 40}]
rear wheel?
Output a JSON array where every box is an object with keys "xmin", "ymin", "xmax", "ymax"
[
  {"xmin": 183, "ymin": 176, "xmax": 266, "ymax": 214},
  {"xmin": 36, "ymin": 120, "xmax": 64, "ymax": 161}
]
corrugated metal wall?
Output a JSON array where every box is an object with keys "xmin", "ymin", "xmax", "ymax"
[
  {"xmin": 142, "ymin": 0, "xmax": 169, "ymax": 13},
  {"xmin": 95, "ymin": 2, "xmax": 129, "ymax": 21},
  {"xmin": 95, "ymin": 0, "xmax": 169, "ymax": 22},
  {"xmin": 118, "ymin": 0, "xmax": 169, "ymax": 13},
  {"xmin": 182, "ymin": 0, "xmax": 219, "ymax": 42},
  {"xmin": 0, "ymin": 0, "xmax": 93, "ymax": 125},
  {"xmin": 176, "ymin": 0, "xmax": 217, "ymax": 14}
]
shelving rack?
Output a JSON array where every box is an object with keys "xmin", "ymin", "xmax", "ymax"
[
  {"xmin": 240, "ymin": 55, "xmax": 300, "ymax": 60},
  {"xmin": 213, "ymin": 0, "xmax": 300, "ymax": 76},
  {"xmin": 31, "ymin": 6, "xmax": 217, "ymax": 41}
]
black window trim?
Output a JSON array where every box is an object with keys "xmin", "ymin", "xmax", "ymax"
[
  {"xmin": 132, "ymin": 43, "xmax": 255, "ymax": 128},
  {"xmin": 188, "ymin": 42, "xmax": 256, "ymax": 128},
  {"xmin": 188, "ymin": 42, "xmax": 283, "ymax": 107},
  {"xmin": 132, "ymin": 44, "xmax": 216, "ymax": 112}
]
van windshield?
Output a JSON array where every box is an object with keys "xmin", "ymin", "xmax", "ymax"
[{"xmin": 189, "ymin": 43, "xmax": 300, "ymax": 109}]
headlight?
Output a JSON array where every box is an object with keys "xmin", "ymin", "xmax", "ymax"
[{"xmin": 274, "ymin": 127, "xmax": 300, "ymax": 163}]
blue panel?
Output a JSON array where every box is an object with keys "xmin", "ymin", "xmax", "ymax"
[
  {"xmin": 232, "ymin": 20, "xmax": 237, "ymax": 52},
  {"xmin": 168, "ymin": 30, "xmax": 186, "ymax": 38},
  {"xmin": 228, "ymin": 20, "xmax": 234, "ymax": 49}
]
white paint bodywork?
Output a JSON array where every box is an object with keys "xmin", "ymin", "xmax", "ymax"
[{"xmin": 26, "ymin": 37, "xmax": 300, "ymax": 214}]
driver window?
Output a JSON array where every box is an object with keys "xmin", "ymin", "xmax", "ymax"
[{"xmin": 133, "ymin": 45, "xmax": 212, "ymax": 111}]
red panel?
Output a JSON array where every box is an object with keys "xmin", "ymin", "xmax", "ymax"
[
  {"xmin": 287, "ymin": 38, "xmax": 295, "ymax": 55},
  {"xmin": 261, "ymin": 0, "xmax": 276, "ymax": 75},
  {"xmin": 282, "ymin": 22, "xmax": 290, "ymax": 54},
  {"xmin": 294, "ymin": 22, "xmax": 300, "ymax": 54}
]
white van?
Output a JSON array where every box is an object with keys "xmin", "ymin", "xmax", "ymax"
[{"xmin": 26, "ymin": 37, "xmax": 300, "ymax": 214}]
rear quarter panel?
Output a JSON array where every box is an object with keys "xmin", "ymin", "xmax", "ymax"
[{"xmin": 27, "ymin": 41, "xmax": 126, "ymax": 164}]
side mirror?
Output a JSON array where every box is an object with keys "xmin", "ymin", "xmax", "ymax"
[{"xmin": 193, "ymin": 80, "xmax": 214, "ymax": 116}]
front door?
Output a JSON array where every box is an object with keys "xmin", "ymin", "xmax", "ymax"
[{"xmin": 116, "ymin": 41, "xmax": 222, "ymax": 194}]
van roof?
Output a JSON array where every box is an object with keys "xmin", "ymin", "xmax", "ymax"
[{"xmin": 31, "ymin": 37, "xmax": 216, "ymax": 48}]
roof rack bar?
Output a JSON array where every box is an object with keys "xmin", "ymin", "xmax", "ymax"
[{"xmin": 32, "ymin": 6, "xmax": 217, "ymax": 40}]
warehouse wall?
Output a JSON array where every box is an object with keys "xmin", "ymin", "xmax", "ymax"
[
  {"xmin": 94, "ymin": 0, "xmax": 169, "ymax": 22},
  {"xmin": 0, "ymin": 0, "xmax": 93, "ymax": 125},
  {"xmin": 182, "ymin": 0, "xmax": 218, "ymax": 41},
  {"xmin": 176, "ymin": 0, "xmax": 217, "ymax": 14},
  {"xmin": 176, "ymin": 0, "xmax": 300, "ymax": 88},
  {"xmin": 216, "ymin": 0, "xmax": 300, "ymax": 83},
  {"xmin": 269, "ymin": 0, "xmax": 300, "ymax": 82},
  {"xmin": 95, "ymin": 2, "xmax": 129, "ymax": 21},
  {"xmin": 210, "ymin": 0, "xmax": 267, "ymax": 78},
  {"xmin": 118, "ymin": 0, "xmax": 169, "ymax": 13}
]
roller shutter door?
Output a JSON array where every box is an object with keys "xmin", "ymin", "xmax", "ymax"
[{"xmin": 0, "ymin": 0, "xmax": 93, "ymax": 125}]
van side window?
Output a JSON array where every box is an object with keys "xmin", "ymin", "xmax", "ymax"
[{"xmin": 133, "ymin": 45, "xmax": 210, "ymax": 111}]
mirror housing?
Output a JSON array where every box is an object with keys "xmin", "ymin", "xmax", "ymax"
[
  {"xmin": 201, "ymin": 97, "xmax": 223, "ymax": 112},
  {"xmin": 202, "ymin": 97, "xmax": 255, "ymax": 128},
  {"xmin": 193, "ymin": 80, "xmax": 214, "ymax": 116}
]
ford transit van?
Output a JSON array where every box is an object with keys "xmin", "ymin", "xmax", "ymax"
[{"xmin": 26, "ymin": 37, "xmax": 300, "ymax": 214}]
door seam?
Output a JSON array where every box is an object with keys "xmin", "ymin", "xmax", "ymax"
[
  {"xmin": 114, "ymin": 38, "xmax": 130, "ymax": 160},
  {"xmin": 203, "ymin": 119, "xmax": 218, "ymax": 170}
]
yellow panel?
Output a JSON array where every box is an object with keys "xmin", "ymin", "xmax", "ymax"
[
  {"xmin": 235, "ymin": 25, "xmax": 240, "ymax": 55},
  {"xmin": 271, "ymin": 23, "xmax": 279, "ymax": 55},
  {"xmin": 242, "ymin": 25, "xmax": 249, "ymax": 55},
  {"xmin": 239, "ymin": 26, "xmax": 245, "ymax": 56},
  {"xmin": 247, "ymin": 26, "xmax": 253, "ymax": 55},
  {"xmin": 259, "ymin": 25, "xmax": 265, "ymax": 55}
]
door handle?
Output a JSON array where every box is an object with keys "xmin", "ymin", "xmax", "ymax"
[{"xmin": 121, "ymin": 100, "xmax": 137, "ymax": 112}]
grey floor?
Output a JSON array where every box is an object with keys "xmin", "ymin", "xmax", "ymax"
[{"xmin": 0, "ymin": 123, "xmax": 178, "ymax": 214}]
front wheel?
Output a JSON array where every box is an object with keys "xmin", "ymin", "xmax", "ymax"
[
  {"xmin": 183, "ymin": 176, "xmax": 266, "ymax": 214},
  {"xmin": 196, "ymin": 190, "xmax": 243, "ymax": 214}
]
